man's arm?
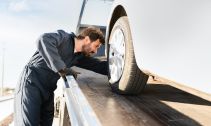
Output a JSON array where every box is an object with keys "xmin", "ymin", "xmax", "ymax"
[
  {"xmin": 75, "ymin": 56, "xmax": 108, "ymax": 75},
  {"xmin": 36, "ymin": 30, "xmax": 69, "ymax": 73}
]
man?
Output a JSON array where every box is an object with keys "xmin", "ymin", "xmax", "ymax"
[{"xmin": 14, "ymin": 27, "xmax": 107, "ymax": 126}]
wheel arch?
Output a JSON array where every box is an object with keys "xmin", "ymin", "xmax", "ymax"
[
  {"xmin": 105, "ymin": 5, "xmax": 127, "ymax": 57},
  {"xmin": 106, "ymin": 5, "xmax": 127, "ymax": 43}
]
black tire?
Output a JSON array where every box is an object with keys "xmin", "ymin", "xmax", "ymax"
[{"xmin": 108, "ymin": 16, "xmax": 149, "ymax": 95}]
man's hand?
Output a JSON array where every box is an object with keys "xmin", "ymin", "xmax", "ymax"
[
  {"xmin": 58, "ymin": 69, "xmax": 66, "ymax": 77},
  {"xmin": 67, "ymin": 68, "xmax": 81, "ymax": 79},
  {"xmin": 58, "ymin": 68, "xmax": 81, "ymax": 79}
]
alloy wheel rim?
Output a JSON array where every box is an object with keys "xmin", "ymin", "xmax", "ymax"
[{"xmin": 109, "ymin": 28, "xmax": 125, "ymax": 83}]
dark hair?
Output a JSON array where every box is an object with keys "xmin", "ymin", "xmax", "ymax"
[{"xmin": 77, "ymin": 27, "xmax": 105, "ymax": 44}]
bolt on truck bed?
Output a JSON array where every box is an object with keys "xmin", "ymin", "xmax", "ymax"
[{"xmin": 58, "ymin": 67, "xmax": 211, "ymax": 126}]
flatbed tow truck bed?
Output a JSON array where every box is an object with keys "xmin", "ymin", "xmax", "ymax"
[{"xmin": 69, "ymin": 67, "xmax": 211, "ymax": 126}]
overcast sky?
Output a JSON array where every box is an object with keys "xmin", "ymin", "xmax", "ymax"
[{"xmin": 0, "ymin": 0, "xmax": 112, "ymax": 88}]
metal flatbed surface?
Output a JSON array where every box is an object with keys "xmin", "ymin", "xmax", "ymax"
[{"xmin": 74, "ymin": 67, "xmax": 211, "ymax": 126}]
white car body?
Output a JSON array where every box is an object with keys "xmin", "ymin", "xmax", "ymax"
[{"xmin": 106, "ymin": 0, "xmax": 211, "ymax": 94}]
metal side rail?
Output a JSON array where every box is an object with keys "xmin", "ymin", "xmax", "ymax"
[{"xmin": 62, "ymin": 75, "xmax": 102, "ymax": 126}]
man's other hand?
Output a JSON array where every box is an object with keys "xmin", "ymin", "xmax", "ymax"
[{"xmin": 59, "ymin": 68, "xmax": 80, "ymax": 79}]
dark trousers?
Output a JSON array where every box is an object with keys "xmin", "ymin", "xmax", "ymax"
[{"xmin": 14, "ymin": 66, "xmax": 54, "ymax": 126}]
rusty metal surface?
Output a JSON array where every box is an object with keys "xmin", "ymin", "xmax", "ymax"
[{"xmin": 74, "ymin": 67, "xmax": 211, "ymax": 126}]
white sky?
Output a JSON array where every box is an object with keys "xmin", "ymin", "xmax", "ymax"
[{"xmin": 0, "ymin": 0, "xmax": 112, "ymax": 88}]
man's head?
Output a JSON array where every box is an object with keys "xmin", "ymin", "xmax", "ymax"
[{"xmin": 75, "ymin": 27, "xmax": 105, "ymax": 56}]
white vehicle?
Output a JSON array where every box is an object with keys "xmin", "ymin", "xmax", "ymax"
[
  {"xmin": 54, "ymin": 1, "xmax": 211, "ymax": 125},
  {"xmin": 106, "ymin": 0, "xmax": 211, "ymax": 94}
]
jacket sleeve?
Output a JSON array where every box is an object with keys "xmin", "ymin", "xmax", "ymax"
[
  {"xmin": 36, "ymin": 30, "xmax": 69, "ymax": 72},
  {"xmin": 75, "ymin": 56, "xmax": 108, "ymax": 75}
]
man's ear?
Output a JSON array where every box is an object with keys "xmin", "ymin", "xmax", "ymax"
[{"xmin": 84, "ymin": 36, "xmax": 91, "ymax": 44}]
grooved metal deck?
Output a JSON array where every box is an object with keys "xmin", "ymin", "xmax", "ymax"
[{"xmin": 74, "ymin": 67, "xmax": 211, "ymax": 126}]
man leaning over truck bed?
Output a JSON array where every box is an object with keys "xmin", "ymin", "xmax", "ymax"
[{"xmin": 14, "ymin": 27, "xmax": 108, "ymax": 126}]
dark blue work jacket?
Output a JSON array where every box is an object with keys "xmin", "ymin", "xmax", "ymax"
[{"xmin": 23, "ymin": 30, "xmax": 107, "ymax": 98}]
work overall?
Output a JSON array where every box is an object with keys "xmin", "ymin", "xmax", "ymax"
[{"xmin": 14, "ymin": 30, "xmax": 107, "ymax": 126}]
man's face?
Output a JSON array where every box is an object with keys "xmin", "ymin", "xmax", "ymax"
[{"xmin": 82, "ymin": 36, "xmax": 101, "ymax": 56}]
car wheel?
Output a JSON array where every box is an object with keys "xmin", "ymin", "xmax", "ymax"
[{"xmin": 108, "ymin": 16, "xmax": 149, "ymax": 95}]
